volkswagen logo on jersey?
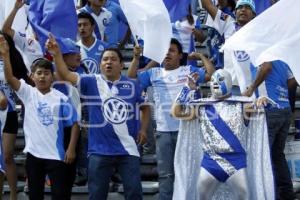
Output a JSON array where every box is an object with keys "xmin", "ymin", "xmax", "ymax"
[
  {"xmin": 234, "ymin": 51, "xmax": 250, "ymax": 62},
  {"xmin": 82, "ymin": 58, "xmax": 99, "ymax": 74},
  {"xmin": 103, "ymin": 97, "xmax": 128, "ymax": 124}
]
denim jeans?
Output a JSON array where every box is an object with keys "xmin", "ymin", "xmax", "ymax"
[
  {"xmin": 88, "ymin": 154, "xmax": 142, "ymax": 200},
  {"xmin": 266, "ymin": 108, "xmax": 295, "ymax": 200},
  {"xmin": 156, "ymin": 131, "xmax": 178, "ymax": 200}
]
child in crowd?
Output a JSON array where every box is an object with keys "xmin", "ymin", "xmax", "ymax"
[{"xmin": 0, "ymin": 34, "xmax": 80, "ymax": 200}]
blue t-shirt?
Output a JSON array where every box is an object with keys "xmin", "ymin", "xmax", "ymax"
[
  {"xmin": 137, "ymin": 65, "xmax": 205, "ymax": 132},
  {"xmin": 265, "ymin": 61, "xmax": 293, "ymax": 109},
  {"xmin": 78, "ymin": 75, "xmax": 144, "ymax": 157},
  {"xmin": 104, "ymin": 0, "xmax": 128, "ymax": 47}
]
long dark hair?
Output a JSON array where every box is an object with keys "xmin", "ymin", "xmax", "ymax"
[{"xmin": 0, "ymin": 31, "xmax": 33, "ymax": 85}]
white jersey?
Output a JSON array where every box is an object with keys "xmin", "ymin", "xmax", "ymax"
[
  {"xmin": 13, "ymin": 31, "xmax": 43, "ymax": 72},
  {"xmin": 138, "ymin": 66, "xmax": 205, "ymax": 132},
  {"xmin": 16, "ymin": 80, "xmax": 78, "ymax": 161}
]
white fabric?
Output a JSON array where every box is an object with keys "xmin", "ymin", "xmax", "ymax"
[
  {"xmin": 119, "ymin": 0, "xmax": 172, "ymax": 64},
  {"xmin": 13, "ymin": 32, "xmax": 43, "ymax": 72},
  {"xmin": 222, "ymin": 0, "xmax": 300, "ymax": 86},
  {"xmin": 16, "ymin": 80, "xmax": 70, "ymax": 161},
  {"xmin": 0, "ymin": 1, "xmax": 28, "ymax": 34},
  {"xmin": 173, "ymin": 107, "xmax": 274, "ymax": 199}
]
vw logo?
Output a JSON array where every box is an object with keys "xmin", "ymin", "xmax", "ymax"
[
  {"xmin": 103, "ymin": 97, "xmax": 128, "ymax": 124},
  {"xmin": 234, "ymin": 51, "xmax": 250, "ymax": 62},
  {"xmin": 82, "ymin": 58, "xmax": 99, "ymax": 74}
]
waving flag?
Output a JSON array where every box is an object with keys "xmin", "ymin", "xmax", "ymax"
[
  {"xmin": 222, "ymin": 0, "xmax": 300, "ymax": 88},
  {"xmin": 28, "ymin": 0, "xmax": 78, "ymax": 54},
  {"xmin": 119, "ymin": 0, "xmax": 172, "ymax": 64},
  {"xmin": 163, "ymin": 0, "xmax": 191, "ymax": 23}
]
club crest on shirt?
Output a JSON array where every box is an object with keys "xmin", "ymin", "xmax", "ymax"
[
  {"xmin": 82, "ymin": 58, "xmax": 99, "ymax": 74},
  {"xmin": 37, "ymin": 102, "xmax": 53, "ymax": 126},
  {"xmin": 234, "ymin": 50, "xmax": 250, "ymax": 62},
  {"xmin": 103, "ymin": 97, "xmax": 128, "ymax": 124}
]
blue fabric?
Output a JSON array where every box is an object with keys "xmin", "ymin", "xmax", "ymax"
[
  {"xmin": 105, "ymin": 0, "xmax": 128, "ymax": 47},
  {"xmin": 163, "ymin": 0, "xmax": 191, "ymax": 23},
  {"xmin": 79, "ymin": 75, "xmax": 144, "ymax": 156},
  {"xmin": 202, "ymin": 153, "xmax": 229, "ymax": 182},
  {"xmin": 88, "ymin": 154, "xmax": 142, "ymax": 200},
  {"xmin": 265, "ymin": 61, "xmax": 291, "ymax": 109},
  {"xmin": 28, "ymin": 0, "xmax": 78, "ymax": 54},
  {"xmin": 205, "ymin": 105, "xmax": 246, "ymax": 154},
  {"xmin": 254, "ymin": 0, "xmax": 271, "ymax": 15}
]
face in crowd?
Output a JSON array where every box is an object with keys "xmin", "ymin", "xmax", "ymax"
[
  {"xmin": 235, "ymin": 4, "xmax": 256, "ymax": 26},
  {"xmin": 163, "ymin": 41, "xmax": 183, "ymax": 70},
  {"xmin": 78, "ymin": 18, "xmax": 94, "ymax": 39},
  {"xmin": 100, "ymin": 49, "xmax": 123, "ymax": 81},
  {"xmin": 30, "ymin": 59, "xmax": 54, "ymax": 94},
  {"xmin": 88, "ymin": 0, "xmax": 106, "ymax": 8}
]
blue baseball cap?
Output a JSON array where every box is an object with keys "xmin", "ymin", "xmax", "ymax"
[
  {"xmin": 61, "ymin": 38, "xmax": 80, "ymax": 54},
  {"xmin": 235, "ymin": 0, "xmax": 256, "ymax": 13}
]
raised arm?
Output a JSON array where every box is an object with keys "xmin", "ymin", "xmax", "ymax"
[
  {"xmin": 188, "ymin": 52, "xmax": 215, "ymax": 81},
  {"xmin": 200, "ymin": 0, "xmax": 218, "ymax": 20},
  {"xmin": 2, "ymin": 0, "xmax": 25, "ymax": 38},
  {"xmin": 0, "ymin": 35, "xmax": 21, "ymax": 91},
  {"xmin": 242, "ymin": 62, "xmax": 272, "ymax": 97},
  {"xmin": 45, "ymin": 34, "xmax": 78, "ymax": 85},
  {"xmin": 171, "ymin": 84, "xmax": 196, "ymax": 120},
  {"xmin": 127, "ymin": 45, "xmax": 142, "ymax": 78}
]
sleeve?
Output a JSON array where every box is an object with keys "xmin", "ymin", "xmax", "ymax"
[
  {"xmin": 62, "ymin": 98, "xmax": 78, "ymax": 127},
  {"xmin": 190, "ymin": 66, "xmax": 206, "ymax": 84},
  {"xmin": 15, "ymin": 79, "xmax": 32, "ymax": 104},
  {"xmin": 13, "ymin": 31, "xmax": 27, "ymax": 51},
  {"xmin": 137, "ymin": 69, "xmax": 152, "ymax": 90}
]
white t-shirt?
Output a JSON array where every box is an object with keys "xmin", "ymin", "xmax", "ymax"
[
  {"xmin": 16, "ymin": 80, "xmax": 78, "ymax": 161},
  {"xmin": 13, "ymin": 31, "xmax": 43, "ymax": 72}
]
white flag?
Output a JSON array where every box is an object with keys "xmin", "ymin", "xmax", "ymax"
[
  {"xmin": 119, "ymin": 0, "xmax": 172, "ymax": 64},
  {"xmin": 222, "ymin": 0, "xmax": 300, "ymax": 85}
]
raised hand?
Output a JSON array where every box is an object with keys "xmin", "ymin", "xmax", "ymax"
[
  {"xmin": 14, "ymin": 0, "xmax": 25, "ymax": 10},
  {"xmin": 45, "ymin": 33, "xmax": 61, "ymax": 56}
]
